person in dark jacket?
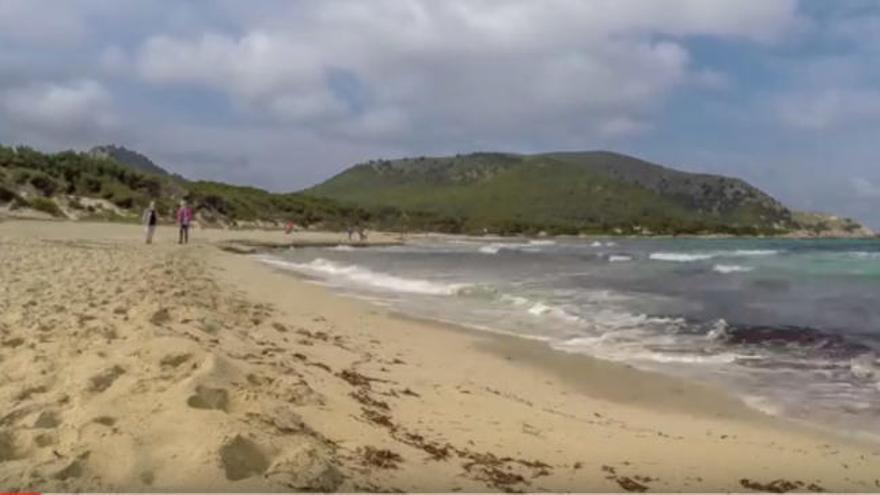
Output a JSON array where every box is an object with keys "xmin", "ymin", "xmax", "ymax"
[{"xmin": 143, "ymin": 200, "xmax": 158, "ymax": 244}]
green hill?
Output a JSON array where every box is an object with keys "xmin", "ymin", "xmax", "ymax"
[
  {"xmin": 307, "ymin": 151, "xmax": 797, "ymax": 235},
  {"xmin": 1, "ymin": 144, "xmax": 869, "ymax": 236},
  {"xmin": 88, "ymin": 145, "xmax": 173, "ymax": 177},
  {"xmin": 0, "ymin": 144, "xmax": 368, "ymax": 228}
]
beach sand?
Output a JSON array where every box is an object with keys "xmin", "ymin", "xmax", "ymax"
[{"xmin": 1, "ymin": 220, "xmax": 878, "ymax": 492}]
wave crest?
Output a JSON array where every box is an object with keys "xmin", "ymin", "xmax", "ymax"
[
  {"xmin": 258, "ymin": 257, "xmax": 471, "ymax": 296},
  {"xmin": 713, "ymin": 264, "xmax": 754, "ymax": 274}
]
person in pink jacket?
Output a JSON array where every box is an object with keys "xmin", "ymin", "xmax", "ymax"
[{"xmin": 176, "ymin": 199, "xmax": 193, "ymax": 244}]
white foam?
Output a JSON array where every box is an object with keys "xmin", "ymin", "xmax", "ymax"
[
  {"xmin": 521, "ymin": 301, "xmax": 584, "ymax": 324},
  {"xmin": 650, "ymin": 249, "xmax": 780, "ymax": 263},
  {"xmin": 258, "ymin": 257, "xmax": 470, "ymax": 296},
  {"xmin": 590, "ymin": 241, "xmax": 603, "ymax": 247},
  {"xmin": 850, "ymin": 355, "xmax": 877, "ymax": 380},
  {"xmin": 628, "ymin": 351, "xmax": 741, "ymax": 365},
  {"xmin": 608, "ymin": 255, "xmax": 633, "ymax": 263},
  {"xmin": 713, "ymin": 264, "xmax": 755, "ymax": 274},
  {"xmin": 729, "ymin": 249, "xmax": 779, "ymax": 257},
  {"xmin": 527, "ymin": 302, "xmax": 553, "ymax": 316},
  {"xmin": 500, "ymin": 294, "xmax": 531, "ymax": 307},
  {"xmin": 553, "ymin": 337, "xmax": 742, "ymax": 365},
  {"xmin": 649, "ymin": 252, "xmax": 715, "ymax": 262},
  {"xmin": 741, "ymin": 395, "xmax": 783, "ymax": 416},
  {"xmin": 327, "ymin": 245, "xmax": 355, "ymax": 252},
  {"xmin": 479, "ymin": 240, "xmax": 555, "ymax": 254},
  {"xmin": 479, "ymin": 243, "xmax": 503, "ymax": 254},
  {"xmin": 706, "ymin": 319, "xmax": 730, "ymax": 340}
]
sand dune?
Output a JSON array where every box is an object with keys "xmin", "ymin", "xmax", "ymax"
[{"xmin": 0, "ymin": 220, "xmax": 878, "ymax": 492}]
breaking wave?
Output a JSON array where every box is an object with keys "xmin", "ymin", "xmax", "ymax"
[
  {"xmin": 649, "ymin": 252, "xmax": 716, "ymax": 262},
  {"xmin": 608, "ymin": 255, "xmax": 633, "ymax": 263},
  {"xmin": 650, "ymin": 249, "xmax": 780, "ymax": 262},
  {"xmin": 258, "ymin": 257, "xmax": 472, "ymax": 296},
  {"xmin": 713, "ymin": 264, "xmax": 755, "ymax": 274},
  {"xmin": 479, "ymin": 240, "xmax": 556, "ymax": 255}
]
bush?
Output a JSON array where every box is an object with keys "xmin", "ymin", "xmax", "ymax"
[
  {"xmin": 29, "ymin": 174, "xmax": 58, "ymax": 197},
  {"xmin": 10, "ymin": 196, "xmax": 29, "ymax": 210},
  {"xmin": 112, "ymin": 195, "xmax": 135, "ymax": 209},
  {"xmin": 83, "ymin": 177, "xmax": 103, "ymax": 194},
  {"xmin": 29, "ymin": 197, "xmax": 63, "ymax": 217},
  {"xmin": 0, "ymin": 185, "xmax": 17, "ymax": 204},
  {"xmin": 68, "ymin": 197, "xmax": 85, "ymax": 210},
  {"xmin": 13, "ymin": 169, "xmax": 31, "ymax": 185}
]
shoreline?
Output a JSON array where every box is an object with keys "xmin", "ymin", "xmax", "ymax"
[
  {"xmin": 2, "ymin": 219, "xmax": 879, "ymax": 492},
  {"xmin": 265, "ymin": 260, "xmax": 880, "ymax": 449},
  {"xmin": 228, "ymin": 245, "xmax": 880, "ymax": 489}
]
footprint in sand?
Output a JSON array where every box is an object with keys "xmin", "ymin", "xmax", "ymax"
[
  {"xmin": 92, "ymin": 416, "xmax": 116, "ymax": 427},
  {"xmin": 187, "ymin": 386, "xmax": 230, "ymax": 412},
  {"xmin": 149, "ymin": 308, "xmax": 172, "ymax": 326},
  {"xmin": 34, "ymin": 410, "xmax": 61, "ymax": 429},
  {"xmin": 34, "ymin": 432, "xmax": 56, "ymax": 448},
  {"xmin": 53, "ymin": 452, "xmax": 90, "ymax": 481},
  {"xmin": 89, "ymin": 365, "xmax": 125, "ymax": 393},
  {"xmin": 0, "ymin": 430, "xmax": 20, "ymax": 462},
  {"xmin": 160, "ymin": 353, "xmax": 193, "ymax": 369},
  {"xmin": 219, "ymin": 435, "xmax": 270, "ymax": 481},
  {"xmin": 140, "ymin": 470, "xmax": 155, "ymax": 486},
  {"xmin": 2, "ymin": 337, "xmax": 25, "ymax": 348}
]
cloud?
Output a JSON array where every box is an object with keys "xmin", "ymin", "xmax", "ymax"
[
  {"xmin": 121, "ymin": 0, "xmax": 797, "ymax": 147},
  {"xmin": 852, "ymin": 177, "xmax": 880, "ymax": 199},
  {"xmin": 0, "ymin": 80, "xmax": 117, "ymax": 142},
  {"xmin": 1, "ymin": 80, "xmax": 114, "ymax": 127}
]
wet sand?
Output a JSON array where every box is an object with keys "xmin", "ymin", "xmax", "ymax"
[{"xmin": 0, "ymin": 219, "xmax": 878, "ymax": 492}]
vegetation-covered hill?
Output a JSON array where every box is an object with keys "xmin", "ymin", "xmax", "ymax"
[
  {"xmin": 308, "ymin": 151, "xmax": 805, "ymax": 235},
  {"xmin": 0, "ymin": 144, "xmax": 870, "ymax": 236},
  {"xmin": 0, "ymin": 145, "xmax": 373, "ymax": 228},
  {"xmin": 88, "ymin": 145, "xmax": 173, "ymax": 177}
]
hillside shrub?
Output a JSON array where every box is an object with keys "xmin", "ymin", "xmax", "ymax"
[
  {"xmin": 0, "ymin": 185, "xmax": 18, "ymax": 204},
  {"xmin": 29, "ymin": 197, "xmax": 63, "ymax": 217},
  {"xmin": 29, "ymin": 174, "xmax": 58, "ymax": 197}
]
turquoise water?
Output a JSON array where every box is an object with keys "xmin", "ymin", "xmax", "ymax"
[{"xmin": 262, "ymin": 237, "xmax": 880, "ymax": 437}]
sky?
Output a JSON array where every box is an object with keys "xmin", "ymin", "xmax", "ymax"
[{"xmin": 1, "ymin": 0, "xmax": 879, "ymax": 227}]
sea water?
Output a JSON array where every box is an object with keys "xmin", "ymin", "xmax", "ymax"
[{"xmin": 259, "ymin": 237, "xmax": 880, "ymax": 438}]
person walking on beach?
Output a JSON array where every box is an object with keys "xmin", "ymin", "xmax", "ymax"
[
  {"xmin": 143, "ymin": 200, "xmax": 158, "ymax": 244},
  {"xmin": 176, "ymin": 199, "xmax": 193, "ymax": 244}
]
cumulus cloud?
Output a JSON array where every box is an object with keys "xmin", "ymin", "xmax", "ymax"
[
  {"xmin": 1, "ymin": 80, "xmax": 114, "ymax": 127},
  {"xmin": 123, "ymin": 0, "xmax": 797, "ymax": 146},
  {"xmin": 0, "ymin": 80, "xmax": 117, "ymax": 140}
]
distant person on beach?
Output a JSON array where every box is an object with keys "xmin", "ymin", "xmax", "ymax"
[
  {"xmin": 347, "ymin": 225, "xmax": 354, "ymax": 241},
  {"xmin": 142, "ymin": 200, "xmax": 158, "ymax": 244},
  {"xmin": 176, "ymin": 200, "xmax": 193, "ymax": 244}
]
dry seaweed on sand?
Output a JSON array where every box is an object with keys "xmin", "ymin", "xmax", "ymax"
[
  {"xmin": 740, "ymin": 478, "xmax": 823, "ymax": 493},
  {"xmin": 359, "ymin": 446, "xmax": 403, "ymax": 470}
]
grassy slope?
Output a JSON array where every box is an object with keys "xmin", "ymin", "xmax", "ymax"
[
  {"xmin": 0, "ymin": 145, "xmax": 366, "ymax": 228},
  {"xmin": 308, "ymin": 152, "xmax": 794, "ymax": 234},
  {"xmin": 5, "ymin": 144, "xmax": 862, "ymax": 236}
]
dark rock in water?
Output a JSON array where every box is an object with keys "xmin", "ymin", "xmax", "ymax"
[{"xmin": 722, "ymin": 324, "xmax": 874, "ymax": 359}]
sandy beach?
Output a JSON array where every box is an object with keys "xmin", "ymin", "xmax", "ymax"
[{"xmin": 1, "ymin": 219, "xmax": 878, "ymax": 492}]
